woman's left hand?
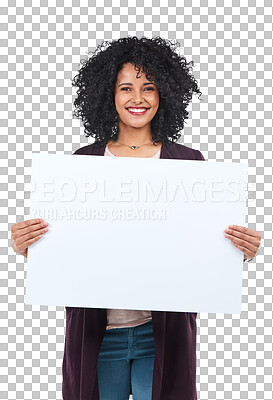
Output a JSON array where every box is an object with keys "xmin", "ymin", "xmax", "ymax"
[{"xmin": 224, "ymin": 225, "xmax": 261, "ymax": 260}]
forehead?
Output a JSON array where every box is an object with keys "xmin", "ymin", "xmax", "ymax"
[{"xmin": 116, "ymin": 63, "xmax": 152, "ymax": 83}]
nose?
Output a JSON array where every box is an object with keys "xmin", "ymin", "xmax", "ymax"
[{"xmin": 131, "ymin": 88, "xmax": 145, "ymax": 104}]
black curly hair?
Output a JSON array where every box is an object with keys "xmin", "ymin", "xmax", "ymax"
[{"xmin": 71, "ymin": 36, "xmax": 202, "ymax": 148}]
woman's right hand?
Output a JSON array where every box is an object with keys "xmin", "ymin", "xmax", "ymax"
[{"xmin": 10, "ymin": 218, "xmax": 49, "ymax": 259}]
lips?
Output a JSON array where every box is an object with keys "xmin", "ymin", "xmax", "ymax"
[
  {"xmin": 126, "ymin": 107, "xmax": 150, "ymax": 116},
  {"xmin": 126, "ymin": 107, "xmax": 150, "ymax": 109},
  {"xmin": 126, "ymin": 108, "xmax": 149, "ymax": 115}
]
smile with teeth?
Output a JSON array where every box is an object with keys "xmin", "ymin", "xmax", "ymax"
[{"xmin": 126, "ymin": 107, "xmax": 150, "ymax": 115}]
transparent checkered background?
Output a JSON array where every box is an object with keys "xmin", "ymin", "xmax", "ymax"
[{"xmin": 1, "ymin": 0, "xmax": 272, "ymax": 399}]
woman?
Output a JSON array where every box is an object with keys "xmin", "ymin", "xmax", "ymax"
[{"xmin": 11, "ymin": 37, "xmax": 261, "ymax": 400}]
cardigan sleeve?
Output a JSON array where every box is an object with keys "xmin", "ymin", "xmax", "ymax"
[{"xmin": 194, "ymin": 149, "xmax": 206, "ymax": 161}]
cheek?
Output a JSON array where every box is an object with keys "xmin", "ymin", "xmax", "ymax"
[
  {"xmin": 151, "ymin": 93, "xmax": 160, "ymax": 106},
  {"xmin": 115, "ymin": 94, "xmax": 125, "ymax": 108}
]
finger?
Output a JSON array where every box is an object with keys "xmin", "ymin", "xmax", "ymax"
[
  {"xmin": 224, "ymin": 228, "xmax": 260, "ymax": 247},
  {"xmin": 16, "ymin": 234, "xmax": 44, "ymax": 254},
  {"xmin": 11, "ymin": 218, "xmax": 45, "ymax": 232},
  {"xmin": 13, "ymin": 220, "xmax": 49, "ymax": 240},
  {"xmin": 230, "ymin": 240, "xmax": 254, "ymax": 258},
  {"xmin": 15, "ymin": 225, "xmax": 49, "ymax": 248},
  {"xmin": 228, "ymin": 225, "xmax": 260, "ymax": 239},
  {"xmin": 225, "ymin": 234, "xmax": 257, "ymax": 254}
]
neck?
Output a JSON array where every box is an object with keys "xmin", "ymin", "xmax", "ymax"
[{"xmin": 116, "ymin": 124, "xmax": 153, "ymax": 146}]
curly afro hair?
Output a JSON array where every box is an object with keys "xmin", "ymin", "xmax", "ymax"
[{"xmin": 71, "ymin": 36, "xmax": 202, "ymax": 148}]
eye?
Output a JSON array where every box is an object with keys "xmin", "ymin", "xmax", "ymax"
[{"xmin": 120, "ymin": 87, "xmax": 155, "ymax": 91}]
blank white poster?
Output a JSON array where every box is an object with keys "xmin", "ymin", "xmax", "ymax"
[{"xmin": 25, "ymin": 153, "xmax": 248, "ymax": 314}]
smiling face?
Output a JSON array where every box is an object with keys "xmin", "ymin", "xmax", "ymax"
[{"xmin": 114, "ymin": 63, "xmax": 160, "ymax": 131}]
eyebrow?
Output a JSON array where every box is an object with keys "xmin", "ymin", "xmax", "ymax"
[{"xmin": 117, "ymin": 82, "xmax": 156, "ymax": 88}]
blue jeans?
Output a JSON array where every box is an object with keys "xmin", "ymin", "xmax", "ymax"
[{"xmin": 97, "ymin": 319, "xmax": 155, "ymax": 400}]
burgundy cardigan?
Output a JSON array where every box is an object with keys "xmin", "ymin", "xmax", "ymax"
[{"xmin": 62, "ymin": 140, "xmax": 205, "ymax": 400}]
